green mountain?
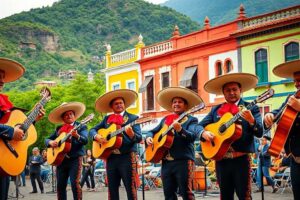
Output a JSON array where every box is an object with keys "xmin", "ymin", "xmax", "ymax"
[
  {"xmin": 0, "ymin": 0, "xmax": 200, "ymax": 91},
  {"xmin": 162, "ymin": 0, "xmax": 300, "ymax": 25}
]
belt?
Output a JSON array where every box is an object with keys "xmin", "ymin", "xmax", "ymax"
[{"xmin": 223, "ymin": 151, "xmax": 247, "ymax": 159}]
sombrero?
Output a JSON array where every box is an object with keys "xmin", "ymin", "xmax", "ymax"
[
  {"xmin": 273, "ymin": 60, "xmax": 300, "ymax": 78},
  {"xmin": 0, "ymin": 58, "xmax": 25, "ymax": 82},
  {"xmin": 48, "ymin": 102, "xmax": 85, "ymax": 124},
  {"xmin": 204, "ymin": 73, "xmax": 258, "ymax": 95},
  {"xmin": 95, "ymin": 89, "xmax": 138, "ymax": 113},
  {"xmin": 157, "ymin": 86, "xmax": 203, "ymax": 112}
]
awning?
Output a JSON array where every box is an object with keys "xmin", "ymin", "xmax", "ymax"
[
  {"xmin": 138, "ymin": 76, "xmax": 153, "ymax": 93},
  {"xmin": 179, "ymin": 66, "xmax": 197, "ymax": 87}
]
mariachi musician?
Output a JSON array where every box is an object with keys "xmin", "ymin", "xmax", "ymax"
[
  {"xmin": 145, "ymin": 86, "xmax": 203, "ymax": 200},
  {"xmin": 264, "ymin": 60, "xmax": 300, "ymax": 200},
  {"xmin": 198, "ymin": 73, "xmax": 263, "ymax": 200},
  {"xmin": 90, "ymin": 89, "xmax": 142, "ymax": 200},
  {"xmin": 45, "ymin": 102, "xmax": 88, "ymax": 200}
]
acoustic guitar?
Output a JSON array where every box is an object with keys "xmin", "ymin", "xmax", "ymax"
[
  {"xmin": 0, "ymin": 87, "xmax": 51, "ymax": 176},
  {"xmin": 47, "ymin": 113, "xmax": 94, "ymax": 166},
  {"xmin": 92, "ymin": 117, "xmax": 152, "ymax": 159},
  {"xmin": 201, "ymin": 89, "xmax": 274, "ymax": 161},
  {"xmin": 268, "ymin": 90, "xmax": 300, "ymax": 157},
  {"xmin": 145, "ymin": 103, "xmax": 205, "ymax": 163}
]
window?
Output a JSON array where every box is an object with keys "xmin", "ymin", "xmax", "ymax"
[
  {"xmin": 224, "ymin": 59, "xmax": 232, "ymax": 73},
  {"xmin": 112, "ymin": 82, "xmax": 120, "ymax": 90},
  {"xmin": 127, "ymin": 80, "xmax": 135, "ymax": 90},
  {"xmin": 255, "ymin": 49, "xmax": 268, "ymax": 83},
  {"xmin": 215, "ymin": 61, "xmax": 222, "ymax": 76},
  {"xmin": 146, "ymin": 76, "xmax": 154, "ymax": 110},
  {"xmin": 161, "ymin": 72, "xmax": 170, "ymax": 89},
  {"xmin": 285, "ymin": 42, "xmax": 299, "ymax": 62}
]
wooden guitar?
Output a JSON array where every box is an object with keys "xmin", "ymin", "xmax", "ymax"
[
  {"xmin": 47, "ymin": 113, "xmax": 94, "ymax": 166},
  {"xmin": 0, "ymin": 87, "xmax": 51, "ymax": 176},
  {"xmin": 268, "ymin": 90, "xmax": 300, "ymax": 157},
  {"xmin": 145, "ymin": 103, "xmax": 205, "ymax": 163},
  {"xmin": 92, "ymin": 117, "xmax": 152, "ymax": 159},
  {"xmin": 201, "ymin": 89, "xmax": 274, "ymax": 161}
]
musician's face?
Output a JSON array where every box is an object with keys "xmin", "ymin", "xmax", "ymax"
[
  {"xmin": 111, "ymin": 98, "xmax": 125, "ymax": 114},
  {"xmin": 62, "ymin": 110, "xmax": 76, "ymax": 124},
  {"xmin": 0, "ymin": 70, "xmax": 5, "ymax": 91},
  {"xmin": 172, "ymin": 97, "xmax": 187, "ymax": 114},
  {"xmin": 222, "ymin": 82, "xmax": 241, "ymax": 104},
  {"xmin": 293, "ymin": 73, "xmax": 300, "ymax": 90}
]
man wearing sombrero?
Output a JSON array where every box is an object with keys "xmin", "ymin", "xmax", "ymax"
[
  {"xmin": 264, "ymin": 60, "xmax": 300, "ymax": 199},
  {"xmin": 46, "ymin": 102, "xmax": 88, "ymax": 200},
  {"xmin": 90, "ymin": 89, "xmax": 142, "ymax": 200},
  {"xmin": 145, "ymin": 86, "xmax": 203, "ymax": 200},
  {"xmin": 198, "ymin": 73, "xmax": 263, "ymax": 200},
  {"xmin": 0, "ymin": 58, "xmax": 45, "ymax": 200}
]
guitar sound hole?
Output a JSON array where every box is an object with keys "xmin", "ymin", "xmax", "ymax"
[
  {"xmin": 158, "ymin": 135, "xmax": 162, "ymax": 142},
  {"xmin": 106, "ymin": 135, "xmax": 111, "ymax": 140},
  {"xmin": 211, "ymin": 141, "xmax": 215, "ymax": 147},
  {"xmin": 219, "ymin": 124, "xmax": 226, "ymax": 133}
]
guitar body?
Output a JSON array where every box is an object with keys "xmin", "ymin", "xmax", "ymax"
[
  {"xmin": 47, "ymin": 132, "xmax": 72, "ymax": 166},
  {"xmin": 0, "ymin": 110, "xmax": 37, "ymax": 176},
  {"xmin": 268, "ymin": 106, "xmax": 298, "ymax": 157},
  {"xmin": 201, "ymin": 112, "xmax": 242, "ymax": 161},
  {"xmin": 92, "ymin": 124, "xmax": 123, "ymax": 159},
  {"xmin": 145, "ymin": 124, "xmax": 175, "ymax": 163}
]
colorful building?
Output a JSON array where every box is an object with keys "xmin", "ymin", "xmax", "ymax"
[
  {"xmin": 101, "ymin": 35, "xmax": 145, "ymax": 114},
  {"xmin": 233, "ymin": 5, "xmax": 300, "ymax": 115},
  {"xmin": 137, "ymin": 7, "xmax": 249, "ymax": 121}
]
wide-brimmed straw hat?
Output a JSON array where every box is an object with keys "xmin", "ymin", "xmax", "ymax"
[
  {"xmin": 273, "ymin": 60, "xmax": 300, "ymax": 78},
  {"xmin": 157, "ymin": 86, "xmax": 203, "ymax": 112},
  {"xmin": 95, "ymin": 89, "xmax": 138, "ymax": 113},
  {"xmin": 204, "ymin": 73, "xmax": 258, "ymax": 95},
  {"xmin": 0, "ymin": 58, "xmax": 25, "ymax": 82},
  {"xmin": 48, "ymin": 102, "xmax": 85, "ymax": 124}
]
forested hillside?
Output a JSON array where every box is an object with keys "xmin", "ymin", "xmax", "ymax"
[{"xmin": 163, "ymin": 0, "xmax": 300, "ymax": 25}]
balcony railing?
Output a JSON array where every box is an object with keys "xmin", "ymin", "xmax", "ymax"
[
  {"xmin": 143, "ymin": 41, "xmax": 173, "ymax": 58},
  {"xmin": 111, "ymin": 48, "xmax": 136, "ymax": 64}
]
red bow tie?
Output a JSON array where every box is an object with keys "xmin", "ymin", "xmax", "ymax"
[
  {"xmin": 217, "ymin": 103, "xmax": 239, "ymax": 117},
  {"xmin": 107, "ymin": 114, "xmax": 124, "ymax": 125},
  {"xmin": 0, "ymin": 94, "xmax": 13, "ymax": 112},
  {"xmin": 165, "ymin": 114, "xmax": 179, "ymax": 126},
  {"xmin": 59, "ymin": 124, "xmax": 74, "ymax": 134}
]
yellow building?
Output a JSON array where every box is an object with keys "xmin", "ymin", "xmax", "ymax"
[{"xmin": 101, "ymin": 35, "xmax": 144, "ymax": 114}]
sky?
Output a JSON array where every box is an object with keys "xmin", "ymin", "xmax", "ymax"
[{"xmin": 0, "ymin": 0, "xmax": 168, "ymax": 19}]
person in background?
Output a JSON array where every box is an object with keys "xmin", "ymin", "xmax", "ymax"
[
  {"xmin": 28, "ymin": 147, "xmax": 44, "ymax": 194},
  {"xmin": 80, "ymin": 149, "xmax": 96, "ymax": 191}
]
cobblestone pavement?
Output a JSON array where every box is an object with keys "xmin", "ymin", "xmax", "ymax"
[{"xmin": 8, "ymin": 180, "xmax": 293, "ymax": 200}]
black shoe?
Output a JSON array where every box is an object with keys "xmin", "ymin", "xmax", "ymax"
[
  {"xmin": 41, "ymin": 190, "xmax": 44, "ymax": 194},
  {"xmin": 30, "ymin": 191, "xmax": 37, "ymax": 194}
]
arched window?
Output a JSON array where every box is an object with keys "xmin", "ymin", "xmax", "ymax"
[
  {"xmin": 215, "ymin": 61, "xmax": 222, "ymax": 76},
  {"xmin": 224, "ymin": 59, "xmax": 232, "ymax": 73},
  {"xmin": 285, "ymin": 42, "xmax": 299, "ymax": 62},
  {"xmin": 255, "ymin": 49, "xmax": 268, "ymax": 83}
]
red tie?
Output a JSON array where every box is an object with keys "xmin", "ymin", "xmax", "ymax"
[
  {"xmin": 217, "ymin": 103, "xmax": 239, "ymax": 117},
  {"xmin": 0, "ymin": 94, "xmax": 13, "ymax": 112},
  {"xmin": 107, "ymin": 114, "xmax": 124, "ymax": 125},
  {"xmin": 165, "ymin": 114, "xmax": 179, "ymax": 126}
]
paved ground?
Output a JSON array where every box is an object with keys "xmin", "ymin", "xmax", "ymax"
[{"xmin": 8, "ymin": 179, "xmax": 293, "ymax": 200}]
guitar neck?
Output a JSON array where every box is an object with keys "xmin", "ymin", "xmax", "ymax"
[
  {"xmin": 60, "ymin": 123, "xmax": 82, "ymax": 144},
  {"xmin": 224, "ymin": 100, "xmax": 257, "ymax": 128},
  {"xmin": 163, "ymin": 111, "xmax": 189, "ymax": 137},
  {"xmin": 21, "ymin": 97, "xmax": 49, "ymax": 132},
  {"xmin": 110, "ymin": 120, "xmax": 138, "ymax": 138}
]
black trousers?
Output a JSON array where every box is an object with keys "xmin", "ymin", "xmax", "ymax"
[
  {"xmin": 106, "ymin": 152, "xmax": 137, "ymax": 200},
  {"xmin": 80, "ymin": 167, "xmax": 95, "ymax": 189},
  {"xmin": 30, "ymin": 170, "xmax": 44, "ymax": 192},
  {"xmin": 56, "ymin": 156, "xmax": 82, "ymax": 200},
  {"xmin": 216, "ymin": 155, "xmax": 252, "ymax": 200},
  {"xmin": 291, "ymin": 158, "xmax": 300, "ymax": 200},
  {"xmin": 0, "ymin": 176, "xmax": 9, "ymax": 200},
  {"xmin": 161, "ymin": 159, "xmax": 195, "ymax": 200}
]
